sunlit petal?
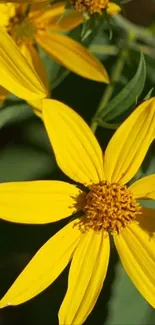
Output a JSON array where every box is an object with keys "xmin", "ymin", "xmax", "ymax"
[
  {"xmin": 59, "ymin": 230, "xmax": 110, "ymax": 325},
  {"xmin": 0, "ymin": 181, "xmax": 83, "ymax": 224},
  {"xmin": 104, "ymin": 98, "xmax": 155, "ymax": 184},
  {"xmin": 0, "ymin": 28, "xmax": 47, "ymax": 100},
  {"xmin": 114, "ymin": 218, "xmax": 155, "ymax": 308},
  {"xmin": 0, "ymin": 221, "xmax": 81, "ymax": 307},
  {"xmin": 36, "ymin": 31, "xmax": 110, "ymax": 83},
  {"xmin": 130, "ymin": 174, "xmax": 155, "ymax": 199},
  {"xmin": 43, "ymin": 99, "xmax": 104, "ymax": 185}
]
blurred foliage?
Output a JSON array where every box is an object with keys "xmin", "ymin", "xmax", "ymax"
[{"xmin": 1, "ymin": 0, "xmax": 155, "ymax": 324}]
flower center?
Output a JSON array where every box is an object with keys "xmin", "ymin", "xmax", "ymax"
[
  {"xmin": 0, "ymin": 4, "xmax": 36, "ymax": 44},
  {"xmin": 11, "ymin": 19, "xmax": 36, "ymax": 44},
  {"xmin": 78, "ymin": 181, "xmax": 141, "ymax": 234},
  {"xmin": 70, "ymin": 0, "xmax": 109, "ymax": 15}
]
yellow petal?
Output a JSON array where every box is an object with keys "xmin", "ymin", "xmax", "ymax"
[
  {"xmin": 31, "ymin": 2, "xmax": 66, "ymax": 26},
  {"xmin": 0, "ymin": 221, "xmax": 81, "ymax": 307},
  {"xmin": 0, "ymin": 85, "xmax": 9, "ymax": 104},
  {"xmin": 36, "ymin": 31, "xmax": 110, "ymax": 83},
  {"xmin": 59, "ymin": 230, "xmax": 110, "ymax": 325},
  {"xmin": 114, "ymin": 218, "xmax": 155, "ymax": 308},
  {"xmin": 130, "ymin": 174, "xmax": 155, "ymax": 199},
  {"xmin": 29, "ymin": 102, "xmax": 43, "ymax": 118},
  {"xmin": 52, "ymin": 10, "xmax": 83, "ymax": 32},
  {"xmin": 42, "ymin": 99, "xmax": 104, "ymax": 185},
  {"xmin": 104, "ymin": 98, "xmax": 155, "ymax": 184},
  {"xmin": 0, "ymin": 3, "xmax": 16, "ymax": 26},
  {"xmin": 33, "ymin": 2, "xmax": 83, "ymax": 32},
  {"xmin": 106, "ymin": 2, "xmax": 121, "ymax": 15},
  {"xmin": 0, "ymin": 28, "xmax": 47, "ymax": 100},
  {"xmin": 19, "ymin": 43, "xmax": 49, "ymax": 116},
  {"xmin": 30, "ymin": 1, "xmax": 49, "ymax": 13},
  {"xmin": 0, "ymin": 181, "xmax": 83, "ymax": 224},
  {"xmin": 19, "ymin": 42, "xmax": 49, "ymax": 92}
]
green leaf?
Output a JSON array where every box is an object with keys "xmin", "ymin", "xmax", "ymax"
[
  {"xmin": 0, "ymin": 146, "xmax": 55, "ymax": 181},
  {"xmin": 23, "ymin": 120, "xmax": 53, "ymax": 153},
  {"xmin": 144, "ymin": 87, "xmax": 154, "ymax": 100},
  {"xmin": 96, "ymin": 53, "xmax": 146, "ymax": 122},
  {"xmin": 0, "ymin": 102, "xmax": 33, "ymax": 129}
]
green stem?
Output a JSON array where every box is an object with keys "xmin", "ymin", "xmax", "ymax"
[
  {"xmin": 90, "ymin": 46, "xmax": 128, "ymax": 133},
  {"xmin": 90, "ymin": 44, "xmax": 119, "ymax": 56},
  {"xmin": 112, "ymin": 14, "xmax": 155, "ymax": 47}
]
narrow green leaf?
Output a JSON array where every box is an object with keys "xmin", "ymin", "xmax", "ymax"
[
  {"xmin": 96, "ymin": 53, "xmax": 146, "ymax": 122},
  {"xmin": 144, "ymin": 87, "xmax": 154, "ymax": 100}
]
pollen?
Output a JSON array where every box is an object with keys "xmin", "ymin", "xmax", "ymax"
[
  {"xmin": 78, "ymin": 181, "xmax": 141, "ymax": 234},
  {"xmin": 70, "ymin": 0, "xmax": 109, "ymax": 15}
]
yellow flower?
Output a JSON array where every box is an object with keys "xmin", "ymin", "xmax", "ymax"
[
  {"xmin": 0, "ymin": 28, "xmax": 47, "ymax": 103},
  {"xmin": 0, "ymin": 98, "xmax": 155, "ymax": 324},
  {"xmin": 0, "ymin": 2, "xmax": 109, "ymax": 103},
  {"xmin": 70, "ymin": 0, "xmax": 121, "ymax": 16}
]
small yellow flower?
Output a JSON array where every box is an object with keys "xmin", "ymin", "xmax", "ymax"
[
  {"xmin": 0, "ymin": 98, "xmax": 155, "ymax": 324},
  {"xmin": 70, "ymin": 0, "xmax": 121, "ymax": 16},
  {"xmin": 0, "ymin": 2, "xmax": 109, "ymax": 103}
]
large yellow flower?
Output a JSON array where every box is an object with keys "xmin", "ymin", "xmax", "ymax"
[
  {"xmin": 0, "ymin": 2, "xmax": 109, "ymax": 103},
  {"xmin": 0, "ymin": 98, "xmax": 155, "ymax": 324}
]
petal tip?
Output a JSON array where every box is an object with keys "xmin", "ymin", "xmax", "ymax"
[
  {"xmin": 0, "ymin": 300, "xmax": 11, "ymax": 309},
  {"xmin": 98, "ymin": 69, "xmax": 110, "ymax": 84}
]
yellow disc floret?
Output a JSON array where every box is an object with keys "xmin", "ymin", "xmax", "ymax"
[
  {"xmin": 70, "ymin": 0, "xmax": 109, "ymax": 15},
  {"xmin": 78, "ymin": 181, "xmax": 141, "ymax": 234}
]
